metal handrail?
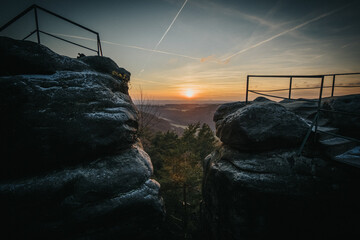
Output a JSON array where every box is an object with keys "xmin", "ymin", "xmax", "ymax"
[
  {"xmin": 246, "ymin": 73, "xmax": 360, "ymax": 104},
  {"xmin": 245, "ymin": 73, "xmax": 360, "ymax": 156},
  {"xmin": 0, "ymin": 4, "xmax": 103, "ymax": 56}
]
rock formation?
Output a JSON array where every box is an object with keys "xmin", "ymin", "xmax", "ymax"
[
  {"xmin": 203, "ymin": 97, "xmax": 360, "ymax": 240},
  {"xmin": 0, "ymin": 37, "xmax": 164, "ymax": 239}
]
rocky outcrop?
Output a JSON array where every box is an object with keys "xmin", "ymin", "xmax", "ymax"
[
  {"xmin": 0, "ymin": 37, "xmax": 164, "ymax": 239},
  {"xmin": 215, "ymin": 102, "xmax": 308, "ymax": 151},
  {"xmin": 322, "ymin": 94, "xmax": 360, "ymax": 137},
  {"xmin": 203, "ymin": 97, "xmax": 360, "ymax": 240}
]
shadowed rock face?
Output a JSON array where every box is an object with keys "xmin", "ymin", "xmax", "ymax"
[
  {"xmin": 0, "ymin": 37, "xmax": 164, "ymax": 239},
  {"xmin": 215, "ymin": 101, "xmax": 309, "ymax": 151},
  {"xmin": 0, "ymin": 36, "xmax": 89, "ymax": 75},
  {"xmin": 203, "ymin": 98, "xmax": 360, "ymax": 240},
  {"xmin": 322, "ymin": 94, "xmax": 360, "ymax": 137}
]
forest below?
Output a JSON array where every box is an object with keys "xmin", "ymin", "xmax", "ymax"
[{"xmin": 139, "ymin": 121, "xmax": 218, "ymax": 239}]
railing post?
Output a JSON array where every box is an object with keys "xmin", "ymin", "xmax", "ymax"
[
  {"xmin": 34, "ymin": 6, "xmax": 40, "ymax": 44},
  {"xmin": 288, "ymin": 77, "xmax": 293, "ymax": 99},
  {"xmin": 314, "ymin": 76, "xmax": 325, "ymax": 140},
  {"xmin": 331, "ymin": 74, "xmax": 336, "ymax": 97},
  {"xmin": 97, "ymin": 34, "xmax": 103, "ymax": 56},
  {"xmin": 246, "ymin": 75, "xmax": 249, "ymax": 104}
]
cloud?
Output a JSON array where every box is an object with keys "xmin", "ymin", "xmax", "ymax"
[
  {"xmin": 222, "ymin": 3, "xmax": 352, "ymax": 63},
  {"xmin": 200, "ymin": 55, "xmax": 230, "ymax": 64},
  {"xmin": 194, "ymin": 0, "xmax": 279, "ymax": 29}
]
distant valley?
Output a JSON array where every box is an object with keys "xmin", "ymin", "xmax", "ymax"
[{"xmin": 137, "ymin": 104, "xmax": 221, "ymax": 135}]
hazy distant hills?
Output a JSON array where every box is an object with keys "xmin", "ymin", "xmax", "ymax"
[{"xmin": 137, "ymin": 104, "xmax": 221, "ymax": 135}]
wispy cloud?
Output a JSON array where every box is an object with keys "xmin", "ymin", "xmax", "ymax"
[
  {"xmin": 194, "ymin": 0, "xmax": 279, "ymax": 29},
  {"xmin": 222, "ymin": 3, "xmax": 352, "ymax": 63},
  {"xmin": 49, "ymin": 32, "xmax": 200, "ymax": 61},
  {"xmin": 200, "ymin": 55, "xmax": 229, "ymax": 64}
]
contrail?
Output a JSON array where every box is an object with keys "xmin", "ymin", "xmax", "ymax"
[
  {"xmin": 49, "ymin": 32, "xmax": 200, "ymax": 61},
  {"xmin": 222, "ymin": 3, "xmax": 352, "ymax": 63},
  {"xmin": 155, "ymin": 0, "xmax": 188, "ymax": 50},
  {"xmin": 102, "ymin": 40, "xmax": 199, "ymax": 60},
  {"xmin": 139, "ymin": 0, "xmax": 189, "ymax": 75}
]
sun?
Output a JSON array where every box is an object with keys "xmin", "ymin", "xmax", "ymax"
[{"xmin": 184, "ymin": 89, "xmax": 195, "ymax": 98}]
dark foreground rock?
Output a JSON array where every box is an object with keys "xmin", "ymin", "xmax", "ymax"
[
  {"xmin": 0, "ymin": 37, "xmax": 164, "ymax": 239},
  {"xmin": 203, "ymin": 98, "xmax": 360, "ymax": 240},
  {"xmin": 215, "ymin": 101, "xmax": 308, "ymax": 151},
  {"xmin": 322, "ymin": 94, "xmax": 360, "ymax": 137}
]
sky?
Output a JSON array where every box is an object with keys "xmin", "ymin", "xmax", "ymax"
[{"xmin": 1, "ymin": 0, "xmax": 360, "ymax": 102}]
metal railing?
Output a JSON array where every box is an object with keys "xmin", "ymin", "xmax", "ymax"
[
  {"xmin": 0, "ymin": 4, "xmax": 103, "ymax": 56},
  {"xmin": 246, "ymin": 73, "xmax": 360, "ymax": 104},
  {"xmin": 245, "ymin": 73, "xmax": 360, "ymax": 156}
]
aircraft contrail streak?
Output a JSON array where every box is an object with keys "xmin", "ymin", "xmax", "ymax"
[
  {"xmin": 49, "ymin": 32, "xmax": 200, "ymax": 61},
  {"xmin": 139, "ymin": 0, "xmax": 189, "ymax": 75},
  {"xmin": 155, "ymin": 0, "xmax": 188, "ymax": 50},
  {"xmin": 222, "ymin": 3, "xmax": 351, "ymax": 63}
]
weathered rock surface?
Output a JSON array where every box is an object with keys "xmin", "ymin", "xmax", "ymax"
[
  {"xmin": 0, "ymin": 36, "xmax": 89, "ymax": 76},
  {"xmin": 322, "ymin": 94, "xmax": 360, "ymax": 137},
  {"xmin": 203, "ymin": 97, "xmax": 360, "ymax": 240},
  {"xmin": 215, "ymin": 101, "xmax": 309, "ymax": 151},
  {"xmin": 0, "ymin": 37, "xmax": 164, "ymax": 239}
]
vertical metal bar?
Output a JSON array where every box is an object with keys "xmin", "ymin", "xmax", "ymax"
[
  {"xmin": 96, "ymin": 35, "xmax": 100, "ymax": 56},
  {"xmin": 314, "ymin": 76, "xmax": 325, "ymax": 139},
  {"xmin": 34, "ymin": 7, "xmax": 40, "ymax": 44},
  {"xmin": 97, "ymin": 34, "xmax": 103, "ymax": 56},
  {"xmin": 298, "ymin": 112, "xmax": 319, "ymax": 156},
  {"xmin": 288, "ymin": 77, "xmax": 293, "ymax": 99},
  {"xmin": 246, "ymin": 75, "xmax": 249, "ymax": 104},
  {"xmin": 331, "ymin": 74, "xmax": 336, "ymax": 97}
]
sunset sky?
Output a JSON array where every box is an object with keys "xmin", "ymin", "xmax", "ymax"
[{"xmin": 1, "ymin": 0, "xmax": 360, "ymax": 102}]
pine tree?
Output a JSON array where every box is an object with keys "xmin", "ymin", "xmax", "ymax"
[{"xmin": 145, "ymin": 123, "xmax": 218, "ymax": 238}]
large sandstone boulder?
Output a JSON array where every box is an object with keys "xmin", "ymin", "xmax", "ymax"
[
  {"xmin": 0, "ymin": 70, "xmax": 137, "ymax": 180},
  {"xmin": 203, "ymin": 98, "xmax": 360, "ymax": 240},
  {"xmin": 215, "ymin": 101, "xmax": 309, "ymax": 151},
  {"xmin": 322, "ymin": 94, "xmax": 360, "ymax": 137},
  {"xmin": 202, "ymin": 146, "xmax": 360, "ymax": 240},
  {"xmin": 0, "ymin": 37, "xmax": 164, "ymax": 239}
]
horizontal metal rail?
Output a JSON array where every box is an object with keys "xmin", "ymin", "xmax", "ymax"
[
  {"xmin": 324, "ymin": 72, "xmax": 360, "ymax": 76},
  {"xmin": 35, "ymin": 5, "xmax": 98, "ymax": 35},
  {"xmin": 0, "ymin": 4, "xmax": 103, "ymax": 56},
  {"xmin": 248, "ymin": 90, "xmax": 316, "ymax": 102},
  {"xmin": 247, "ymin": 74, "xmax": 324, "ymax": 78},
  {"xmin": 251, "ymin": 85, "xmax": 360, "ymax": 93},
  {"xmin": 246, "ymin": 73, "xmax": 360, "ymax": 103},
  {"xmin": 40, "ymin": 30, "xmax": 98, "ymax": 53}
]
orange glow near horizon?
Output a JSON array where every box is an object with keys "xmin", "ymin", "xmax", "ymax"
[
  {"xmin": 184, "ymin": 89, "xmax": 195, "ymax": 98},
  {"xmin": 130, "ymin": 74, "xmax": 360, "ymax": 102}
]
